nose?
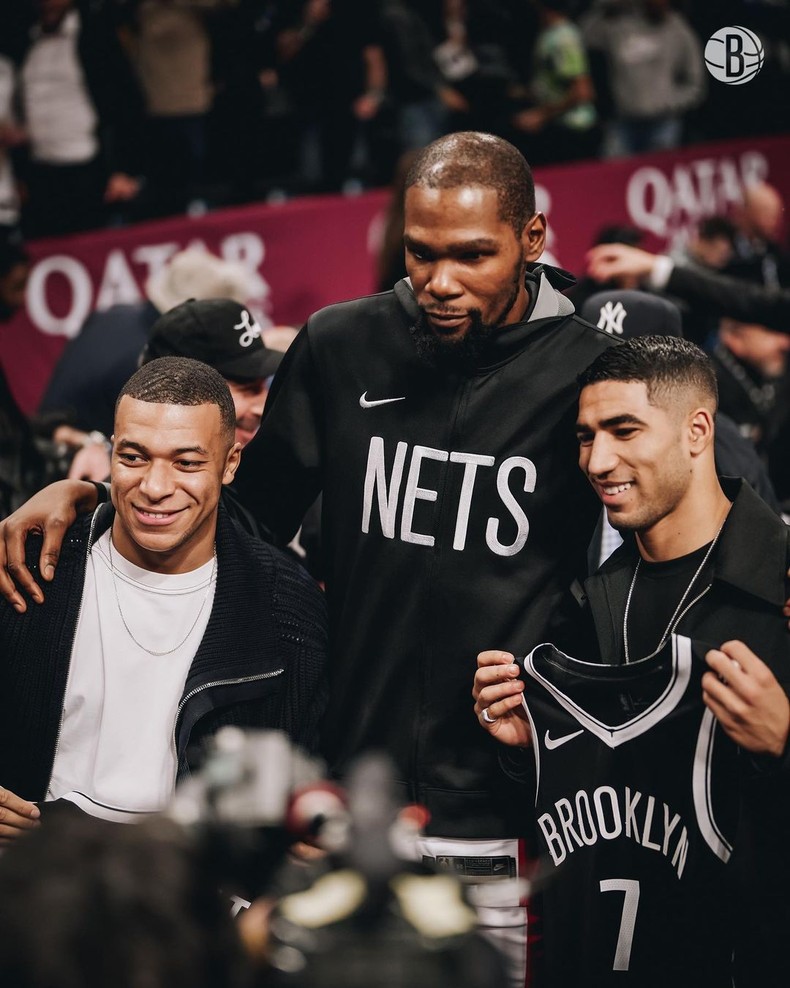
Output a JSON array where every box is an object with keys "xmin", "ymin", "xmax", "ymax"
[
  {"xmin": 139, "ymin": 460, "xmax": 175, "ymax": 501},
  {"xmin": 581, "ymin": 433, "xmax": 619, "ymax": 478},
  {"xmin": 426, "ymin": 259, "xmax": 463, "ymax": 301}
]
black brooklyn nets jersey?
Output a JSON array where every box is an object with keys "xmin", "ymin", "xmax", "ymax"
[{"xmin": 519, "ymin": 636, "xmax": 739, "ymax": 987}]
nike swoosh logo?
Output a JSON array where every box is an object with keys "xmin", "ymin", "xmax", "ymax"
[
  {"xmin": 359, "ymin": 391, "xmax": 406, "ymax": 409},
  {"xmin": 544, "ymin": 728, "xmax": 584, "ymax": 750}
]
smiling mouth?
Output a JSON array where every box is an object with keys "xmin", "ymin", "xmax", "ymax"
[
  {"xmin": 600, "ymin": 482, "xmax": 633, "ymax": 495},
  {"xmin": 133, "ymin": 506, "xmax": 185, "ymax": 524}
]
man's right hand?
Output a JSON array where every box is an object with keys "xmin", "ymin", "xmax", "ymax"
[
  {"xmin": 473, "ymin": 650, "xmax": 532, "ymax": 748},
  {"xmin": 0, "ymin": 480, "xmax": 98, "ymax": 612},
  {"xmin": 0, "ymin": 786, "xmax": 40, "ymax": 844},
  {"xmin": 586, "ymin": 243, "xmax": 659, "ymax": 284}
]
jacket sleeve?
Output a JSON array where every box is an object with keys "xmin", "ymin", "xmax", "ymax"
[
  {"xmin": 233, "ymin": 325, "xmax": 324, "ymax": 544},
  {"xmin": 272, "ymin": 560, "xmax": 329, "ymax": 756},
  {"xmin": 667, "ymin": 265, "xmax": 790, "ymax": 333}
]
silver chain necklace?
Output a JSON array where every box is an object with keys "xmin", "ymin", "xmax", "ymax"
[
  {"xmin": 622, "ymin": 521, "xmax": 725, "ymax": 664},
  {"xmin": 107, "ymin": 534, "xmax": 217, "ymax": 657}
]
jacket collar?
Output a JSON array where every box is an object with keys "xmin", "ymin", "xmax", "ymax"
[{"xmin": 714, "ymin": 476, "xmax": 788, "ymax": 607}]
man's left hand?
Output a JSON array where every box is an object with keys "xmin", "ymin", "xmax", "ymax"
[
  {"xmin": 104, "ymin": 172, "xmax": 140, "ymax": 203},
  {"xmin": 703, "ymin": 640, "xmax": 790, "ymax": 757}
]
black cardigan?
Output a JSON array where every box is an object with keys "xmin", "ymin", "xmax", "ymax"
[{"xmin": 0, "ymin": 503, "xmax": 328, "ymax": 801}]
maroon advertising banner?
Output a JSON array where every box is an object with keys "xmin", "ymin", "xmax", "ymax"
[{"xmin": 3, "ymin": 134, "xmax": 790, "ymax": 414}]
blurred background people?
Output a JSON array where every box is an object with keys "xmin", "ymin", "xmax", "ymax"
[
  {"xmin": 727, "ymin": 181, "xmax": 790, "ymax": 289},
  {"xmin": 581, "ymin": 0, "xmax": 705, "ymax": 157},
  {"xmin": 265, "ymin": 0, "xmax": 388, "ymax": 194},
  {"xmin": 510, "ymin": 0, "xmax": 598, "ymax": 166},
  {"xmin": 119, "ymin": 0, "xmax": 233, "ymax": 218},
  {"xmin": 38, "ymin": 246, "xmax": 255, "ymax": 463},
  {"xmin": 0, "ymin": 237, "xmax": 46, "ymax": 518},
  {"xmin": 713, "ymin": 317, "xmax": 790, "ymax": 463},
  {"xmin": 16, "ymin": 0, "xmax": 145, "ymax": 238},
  {"xmin": 0, "ymin": 53, "xmax": 23, "ymax": 231}
]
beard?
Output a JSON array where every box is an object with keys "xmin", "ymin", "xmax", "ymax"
[
  {"xmin": 411, "ymin": 262, "xmax": 525, "ymax": 373},
  {"xmin": 410, "ymin": 307, "xmax": 496, "ymax": 372}
]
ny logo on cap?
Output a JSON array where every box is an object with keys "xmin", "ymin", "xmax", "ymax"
[
  {"xmin": 597, "ymin": 300, "xmax": 627, "ymax": 336},
  {"xmin": 234, "ymin": 309, "xmax": 262, "ymax": 348}
]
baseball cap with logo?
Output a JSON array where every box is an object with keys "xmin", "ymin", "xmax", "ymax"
[
  {"xmin": 143, "ymin": 298, "xmax": 283, "ymax": 381},
  {"xmin": 580, "ymin": 290, "xmax": 683, "ymax": 340}
]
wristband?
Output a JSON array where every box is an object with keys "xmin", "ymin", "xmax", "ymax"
[{"xmin": 91, "ymin": 481, "xmax": 110, "ymax": 505}]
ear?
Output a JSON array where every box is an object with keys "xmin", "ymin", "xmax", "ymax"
[
  {"xmin": 687, "ymin": 407, "xmax": 715, "ymax": 456},
  {"xmin": 222, "ymin": 443, "xmax": 242, "ymax": 485},
  {"xmin": 522, "ymin": 212, "xmax": 547, "ymax": 263}
]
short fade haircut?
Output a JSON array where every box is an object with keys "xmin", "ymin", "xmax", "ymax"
[
  {"xmin": 578, "ymin": 336, "xmax": 719, "ymax": 412},
  {"xmin": 116, "ymin": 356, "xmax": 236, "ymax": 442},
  {"xmin": 405, "ymin": 132, "xmax": 535, "ymax": 234}
]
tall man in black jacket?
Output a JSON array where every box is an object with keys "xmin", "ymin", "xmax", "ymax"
[{"xmin": 0, "ymin": 357, "xmax": 327, "ymax": 841}]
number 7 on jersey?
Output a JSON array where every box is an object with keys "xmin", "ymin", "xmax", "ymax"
[{"xmin": 599, "ymin": 879, "xmax": 641, "ymax": 971}]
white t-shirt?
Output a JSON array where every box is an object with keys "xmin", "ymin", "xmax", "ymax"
[{"xmin": 47, "ymin": 527, "xmax": 216, "ymax": 822}]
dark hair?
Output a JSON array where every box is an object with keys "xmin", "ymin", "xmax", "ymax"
[
  {"xmin": 593, "ymin": 224, "xmax": 644, "ymax": 248},
  {"xmin": 0, "ymin": 813, "xmax": 249, "ymax": 988},
  {"xmin": 405, "ymin": 132, "xmax": 535, "ymax": 233},
  {"xmin": 697, "ymin": 216, "xmax": 737, "ymax": 244},
  {"xmin": 578, "ymin": 336, "xmax": 718, "ymax": 411},
  {"xmin": 116, "ymin": 356, "xmax": 236, "ymax": 442}
]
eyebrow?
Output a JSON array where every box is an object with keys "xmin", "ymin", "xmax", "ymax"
[
  {"xmin": 115, "ymin": 440, "xmax": 209, "ymax": 456},
  {"xmin": 575, "ymin": 413, "xmax": 646, "ymax": 433},
  {"xmin": 403, "ymin": 235, "xmax": 500, "ymax": 252}
]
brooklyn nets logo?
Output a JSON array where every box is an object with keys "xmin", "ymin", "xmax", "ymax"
[{"xmin": 704, "ymin": 27, "xmax": 764, "ymax": 85}]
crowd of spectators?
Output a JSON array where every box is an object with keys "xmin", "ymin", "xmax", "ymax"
[{"xmin": 1, "ymin": 0, "xmax": 789, "ymax": 239}]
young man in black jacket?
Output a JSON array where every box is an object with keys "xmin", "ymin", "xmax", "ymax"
[
  {"xmin": 0, "ymin": 357, "xmax": 327, "ymax": 841},
  {"xmin": 475, "ymin": 336, "xmax": 790, "ymax": 986}
]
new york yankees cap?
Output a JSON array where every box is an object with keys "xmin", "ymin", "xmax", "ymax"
[
  {"xmin": 143, "ymin": 298, "xmax": 283, "ymax": 381},
  {"xmin": 581, "ymin": 290, "xmax": 683, "ymax": 340}
]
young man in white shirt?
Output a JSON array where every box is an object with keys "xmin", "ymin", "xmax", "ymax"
[{"xmin": 0, "ymin": 356, "xmax": 327, "ymax": 840}]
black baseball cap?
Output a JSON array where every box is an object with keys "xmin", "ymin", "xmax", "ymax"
[
  {"xmin": 143, "ymin": 298, "xmax": 283, "ymax": 381},
  {"xmin": 581, "ymin": 290, "xmax": 683, "ymax": 340}
]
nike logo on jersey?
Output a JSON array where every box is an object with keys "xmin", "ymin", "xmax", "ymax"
[
  {"xmin": 359, "ymin": 392, "xmax": 406, "ymax": 408},
  {"xmin": 544, "ymin": 728, "xmax": 584, "ymax": 750}
]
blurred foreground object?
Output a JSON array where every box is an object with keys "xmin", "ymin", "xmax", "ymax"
[
  {"xmin": 264, "ymin": 752, "xmax": 509, "ymax": 988},
  {"xmin": 0, "ymin": 811, "xmax": 250, "ymax": 988}
]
